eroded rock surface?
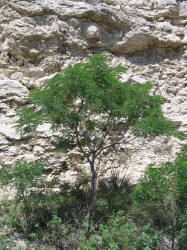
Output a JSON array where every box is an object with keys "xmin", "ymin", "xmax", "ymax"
[{"xmin": 0, "ymin": 0, "xmax": 186, "ymax": 185}]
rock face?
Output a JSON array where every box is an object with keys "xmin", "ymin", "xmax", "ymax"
[{"xmin": 0, "ymin": 0, "xmax": 186, "ymax": 184}]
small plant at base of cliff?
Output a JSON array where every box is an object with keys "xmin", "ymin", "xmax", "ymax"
[
  {"xmin": 16, "ymin": 53, "xmax": 175, "ymax": 234},
  {"xmin": 132, "ymin": 146, "xmax": 187, "ymax": 250},
  {"xmin": 0, "ymin": 158, "xmax": 48, "ymax": 235}
]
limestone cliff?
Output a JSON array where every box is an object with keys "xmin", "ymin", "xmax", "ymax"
[{"xmin": 0, "ymin": 0, "xmax": 186, "ymax": 184}]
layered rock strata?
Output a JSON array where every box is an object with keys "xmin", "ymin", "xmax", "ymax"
[{"xmin": 0, "ymin": 0, "xmax": 186, "ymax": 185}]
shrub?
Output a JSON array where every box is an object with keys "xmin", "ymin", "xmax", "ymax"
[
  {"xmin": 132, "ymin": 146, "xmax": 187, "ymax": 250},
  {"xmin": 0, "ymin": 158, "xmax": 48, "ymax": 234}
]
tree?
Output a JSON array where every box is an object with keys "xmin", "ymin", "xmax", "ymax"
[{"xmin": 16, "ymin": 53, "xmax": 175, "ymax": 232}]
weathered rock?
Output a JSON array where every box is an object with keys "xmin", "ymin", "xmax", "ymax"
[
  {"xmin": 0, "ymin": 134, "xmax": 10, "ymax": 151},
  {"xmin": 0, "ymin": 0, "xmax": 186, "ymax": 185},
  {"xmin": 0, "ymin": 0, "xmax": 186, "ymax": 70},
  {"xmin": 86, "ymin": 23, "xmax": 100, "ymax": 40},
  {"xmin": 157, "ymin": 237, "xmax": 174, "ymax": 250},
  {"xmin": 0, "ymin": 75, "xmax": 28, "ymax": 104}
]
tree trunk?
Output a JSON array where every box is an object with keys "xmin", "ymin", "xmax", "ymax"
[
  {"xmin": 171, "ymin": 221, "xmax": 175, "ymax": 250},
  {"xmin": 87, "ymin": 162, "xmax": 97, "ymax": 235}
]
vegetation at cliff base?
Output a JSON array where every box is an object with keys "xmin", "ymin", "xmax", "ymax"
[
  {"xmin": 0, "ymin": 53, "xmax": 185, "ymax": 249},
  {"xmin": 0, "ymin": 147, "xmax": 186, "ymax": 249}
]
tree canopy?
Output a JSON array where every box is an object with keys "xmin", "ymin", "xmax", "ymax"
[{"xmin": 17, "ymin": 53, "xmax": 174, "ymax": 143}]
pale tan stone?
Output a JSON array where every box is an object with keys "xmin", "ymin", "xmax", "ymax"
[{"xmin": 0, "ymin": 0, "xmax": 186, "ymax": 185}]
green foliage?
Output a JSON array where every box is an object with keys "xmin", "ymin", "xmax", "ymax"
[
  {"xmin": 15, "ymin": 53, "xmax": 175, "ymax": 233},
  {"xmin": 132, "ymin": 146, "xmax": 187, "ymax": 213},
  {"xmin": 79, "ymin": 213, "xmax": 137, "ymax": 250},
  {"xmin": 93, "ymin": 174, "xmax": 132, "ymax": 220},
  {"xmin": 6, "ymin": 53, "xmax": 180, "ymax": 247},
  {"xmin": 79, "ymin": 213, "xmax": 162, "ymax": 250},
  {"xmin": 0, "ymin": 159, "xmax": 49, "ymax": 234},
  {"xmin": 178, "ymin": 208, "xmax": 187, "ymax": 250},
  {"xmin": 132, "ymin": 146, "xmax": 187, "ymax": 249},
  {"xmin": 0, "ymin": 164, "xmax": 163, "ymax": 249},
  {"xmin": 54, "ymin": 136, "xmax": 74, "ymax": 151},
  {"xmin": 133, "ymin": 223, "xmax": 162, "ymax": 250},
  {"xmin": 16, "ymin": 53, "xmax": 174, "ymax": 146},
  {"xmin": 0, "ymin": 158, "xmax": 47, "ymax": 199},
  {"xmin": 2, "ymin": 158, "xmax": 186, "ymax": 249}
]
